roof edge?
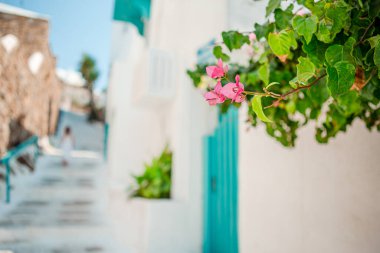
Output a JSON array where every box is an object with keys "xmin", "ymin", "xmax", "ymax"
[{"xmin": 0, "ymin": 3, "xmax": 49, "ymax": 20}]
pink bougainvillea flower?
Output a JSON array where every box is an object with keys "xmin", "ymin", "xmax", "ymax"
[
  {"xmin": 296, "ymin": 8, "xmax": 307, "ymax": 16},
  {"xmin": 206, "ymin": 59, "xmax": 228, "ymax": 79},
  {"xmin": 204, "ymin": 81, "xmax": 226, "ymax": 106},
  {"xmin": 249, "ymin": 32, "xmax": 257, "ymax": 42},
  {"xmin": 221, "ymin": 75, "xmax": 245, "ymax": 103}
]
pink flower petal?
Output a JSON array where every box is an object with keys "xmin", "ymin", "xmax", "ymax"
[
  {"xmin": 221, "ymin": 82, "xmax": 238, "ymax": 99},
  {"xmin": 205, "ymin": 59, "xmax": 228, "ymax": 79},
  {"xmin": 214, "ymin": 81, "xmax": 222, "ymax": 93},
  {"xmin": 224, "ymin": 65, "xmax": 229, "ymax": 73},
  {"xmin": 217, "ymin": 59, "xmax": 223, "ymax": 68},
  {"xmin": 204, "ymin": 91, "xmax": 219, "ymax": 106},
  {"xmin": 206, "ymin": 66, "xmax": 216, "ymax": 78},
  {"xmin": 234, "ymin": 94, "xmax": 245, "ymax": 103},
  {"xmin": 212, "ymin": 68, "xmax": 225, "ymax": 78},
  {"xmin": 249, "ymin": 33, "xmax": 257, "ymax": 41}
]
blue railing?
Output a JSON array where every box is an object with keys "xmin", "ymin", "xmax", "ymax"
[{"xmin": 0, "ymin": 135, "xmax": 39, "ymax": 203}]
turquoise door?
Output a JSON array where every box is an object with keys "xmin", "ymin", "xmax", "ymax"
[{"xmin": 203, "ymin": 108, "xmax": 239, "ymax": 253}]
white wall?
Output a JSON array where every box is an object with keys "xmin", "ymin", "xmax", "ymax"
[
  {"xmin": 107, "ymin": 23, "xmax": 164, "ymax": 185},
  {"xmin": 107, "ymin": 1, "xmax": 225, "ymax": 252},
  {"xmin": 239, "ymin": 104, "xmax": 380, "ymax": 253}
]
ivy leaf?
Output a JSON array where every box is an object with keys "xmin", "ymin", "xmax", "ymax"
[
  {"xmin": 316, "ymin": 1, "xmax": 351, "ymax": 43},
  {"xmin": 266, "ymin": 0, "xmax": 281, "ymax": 17},
  {"xmin": 251, "ymin": 96, "xmax": 272, "ymax": 123},
  {"xmin": 368, "ymin": 35, "xmax": 380, "ymax": 49},
  {"xmin": 325, "ymin": 45, "xmax": 344, "ymax": 66},
  {"xmin": 344, "ymin": 37, "xmax": 356, "ymax": 55},
  {"xmin": 337, "ymin": 91, "xmax": 362, "ymax": 115},
  {"xmin": 308, "ymin": 79, "xmax": 330, "ymax": 104},
  {"xmin": 274, "ymin": 5, "xmax": 293, "ymax": 30},
  {"xmin": 268, "ymin": 30, "xmax": 297, "ymax": 58},
  {"xmin": 254, "ymin": 22, "xmax": 275, "ymax": 40},
  {"xmin": 316, "ymin": 19, "xmax": 333, "ymax": 43},
  {"xmin": 213, "ymin": 45, "xmax": 230, "ymax": 62},
  {"xmin": 292, "ymin": 15, "xmax": 318, "ymax": 44},
  {"xmin": 325, "ymin": 38, "xmax": 356, "ymax": 66},
  {"xmin": 302, "ymin": 36, "xmax": 328, "ymax": 67},
  {"xmin": 290, "ymin": 57, "xmax": 316, "ymax": 88},
  {"xmin": 325, "ymin": 1, "xmax": 352, "ymax": 34},
  {"xmin": 258, "ymin": 62, "xmax": 270, "ymax": 86},
  {"xmin": 222, "ymin": 31, "xmax": 250, "ymax": 51},
  {"xmin": 289, "ymin": 77, "xmax": 298, "ymax": 89},
  {"xmin": 310, "ymin": 1, "xmax": 326, "ymax": 18},
  {"xmin": 296, "ymin": 57, "xmax": 316, "ymax": 85},
  {"xmin": 327, "ymin": 62, "xmax": 356, "ymax": 97}
]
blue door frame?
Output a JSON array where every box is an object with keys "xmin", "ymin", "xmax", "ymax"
[{"xmin": 203, "ymin": 108, "xmax": 239, "ymax": 253}]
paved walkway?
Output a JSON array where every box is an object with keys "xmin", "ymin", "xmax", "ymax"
[{"xmin": 0, "ymin": 112, "xmax": 127, "ymax": 253}]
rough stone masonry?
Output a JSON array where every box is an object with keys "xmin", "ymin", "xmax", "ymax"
[{"xmin": 0, "ymin": 9, "xmax": 61, "ymax": 155}]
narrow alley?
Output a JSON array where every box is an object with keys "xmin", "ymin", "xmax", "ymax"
[{"xmin": 0, "ymin": 112, "xmax": 125, "ymax": 253}]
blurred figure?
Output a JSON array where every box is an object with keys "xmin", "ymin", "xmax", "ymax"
[{"xmin": 60, "ymin": 126, "xmax": 75, "ymax": 166}]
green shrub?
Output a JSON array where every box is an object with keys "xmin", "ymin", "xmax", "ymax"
[{"xmin": 131, "ymin": 146, "xmax": 172, "ymax": 199}]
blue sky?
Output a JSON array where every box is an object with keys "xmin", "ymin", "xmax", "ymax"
[{"xmin": 1, "ymin": 0, "xmax": 114, "ymax": 91}]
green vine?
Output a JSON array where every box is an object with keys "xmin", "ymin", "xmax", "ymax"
[{"xmin": 187, "ymin": 0, "xmax": 380, "ymax": 147}]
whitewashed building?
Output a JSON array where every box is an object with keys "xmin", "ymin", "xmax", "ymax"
[{"xmin": 106, "ymin": 1, "xmax": 380, "ymax": 253}]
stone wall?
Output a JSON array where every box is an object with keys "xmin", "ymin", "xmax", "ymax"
[{"xmin": 0, "ymin": 12, "xmax": 61, "ymax": 155}]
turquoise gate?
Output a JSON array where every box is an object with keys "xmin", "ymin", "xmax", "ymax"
[{"xmin": 203, "ymin": 108, "xmax": 239, "ymax": 253}]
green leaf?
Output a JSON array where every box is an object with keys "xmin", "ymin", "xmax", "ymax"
[
  {"xmin": 254, "ymin": 22, "xmax": 275, "ymax": 40},
  {"xmin": 316, "ymin": 1, "xmax": 352, "ymax": 43},
  {"xmin": 244, "ymin": 71, "xmax": 260, "ymax": 86},
  {"xmin": 285, "ymin": 100, "xmax": 296, "ymax": 114},
  {"xmin": 258, "ymin": 62, "xmax": 270, "ymax": 86},
  {"xmin": 325, "ymin": 38, "xmax": 356, "ymax": 66},
  {"xmin": 368, "ymin": 35, "xmax": 380, "ymax": 49},
  {"xmin": 327, "ymin": 62, "xmax": 356, "ymax": 97},
  {"xmin": 289, "ymin": 77, "xmax": 298, "ymax": 89},
  {"xmin": 222, "ymin": 31, "xmax": 250, "ymax": 51},
  {"xmin": 325, "ymin": 45, "xmax": 344, "ymax": 66},
  {"xmin": 296, "ymin": 57, "xmax": 316, "ymax": 85},
  {"xmin": 326, "ymin": 1, "xmax": 352, "ymax": 33},
  {"xmin": 213, "ymin": 45, "xmax": 230, "ymax": 62},
  {"xmin": 316, "ymin": 19, "xmax": 334, "ymax": 43},
  {"xmin": 292, "ymin": 15, "xmax": 318, "ymax": 44},
  {"xmin": 187, "ymin": 65, "xmax": 206, "ymax": 88},
  {"xmin": 337, "ymin": 91, "xmax": 362, "ymax": 115},
  {"xmin": 274, "ymin": 5, "xmax": 293, "ymax": 30},
  {"xmin": 268, "ymin": 30, "xmax": 297, "ymax": 57},
  {"xmin": 266, "ymin": 0, "xmax": 281, "ymax": 17},
  {"xmin": 375, "ymin": 43, "xmax": 380, "ymax": 78},
  {"xmin": 289, "ymin": 57, "xmax": 316, "ymax": 88},
  {"xmin": 266, "ymin": 82, "xmax": 280, "ymax": 90},
  {"xmin": 310, "ymin": 1, "xmax": 326, "ymax": 18},
  {"xmin": 297, "ymin": 0, "xmax": 314, "ymax": 7},
  {"xmin": 251, "ymin": 96, "xmax": 272, "ymax": 123},
  {"xmin": 308, "ymin": 79, "xmax": 330, "ymax": 104},
  {"xmin": 369, "ymin": 0, "xmax": 380, "ymax": 18},
  {"xmin": 302, "ymin": 36, "xmax": 328, "ymax": 67}
]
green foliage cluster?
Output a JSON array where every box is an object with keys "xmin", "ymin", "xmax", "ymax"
[
  {"xmin": 131, "ymin": 147, "xmax": 172, "ymax": 199},
  {"xmin": 78, "ymin": 54, "xmax": 101, "ymax": 121},
  {"xmin": 188, "ymin": 0, "xmax": 380, "ymax": 147}
]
